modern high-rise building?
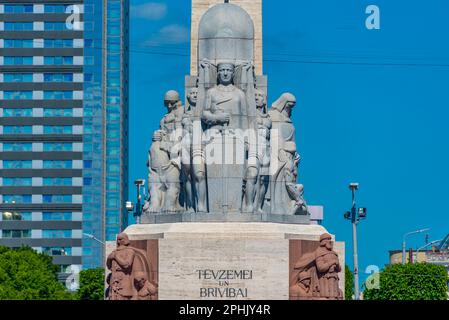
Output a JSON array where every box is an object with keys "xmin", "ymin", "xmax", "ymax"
[{"xmin": 0, "ymin": 0, "xmax": 128, "ymax": 275}]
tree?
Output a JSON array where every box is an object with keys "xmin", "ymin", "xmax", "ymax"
[
  {"xmin": 0, "ymin": 246, "xmax": 74, "ymax": 300},
  {"xmin": 363, "ymin": 262, "xmax": 448, "ymax": 300},
  {"xmin": 76, "ymin": 268, "xmax": 105, "ymax": 300},
  {"xmin": 345, "ymin": 265, "xmax": 354, "ymax": 300}
]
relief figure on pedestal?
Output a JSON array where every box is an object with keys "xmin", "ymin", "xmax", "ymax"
[
  {"xmin": 106, "ymin": 233, "xmax": 157, "ymax": 300},
  {"xmin": 106, "ymin": 233, "xmax": 135, "ymax": 300},
  {"xmin": 290, "ymin": 233, "xmax": 343, "ymax": 300}
]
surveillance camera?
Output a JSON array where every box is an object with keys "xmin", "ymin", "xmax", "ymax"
[
  {"xmin": 125, "ymin": 201, "xmax": 134, "ymax": 211},
  {"xmin": 349, "ymin": 182, "xmax": 359, "ymax": 190},
  {"xmin": 358, "ymin": 207, "xmax": 367, "ymax": 218}
]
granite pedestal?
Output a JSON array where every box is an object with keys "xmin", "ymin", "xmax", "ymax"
[{"xmin": 113, "ymin": 221, "xmax": 344, "ymax": 300}]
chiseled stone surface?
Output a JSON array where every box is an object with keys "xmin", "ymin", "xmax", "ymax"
[
  {"xmin": 191, "ymin": 0, "xmax": 263, "ymax": 75},
  {"xmin": 123, "ymin": 223, "xmax": 342, "ymax": 300}
]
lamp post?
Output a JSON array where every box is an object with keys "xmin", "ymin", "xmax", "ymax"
[
  {"xmin": 402, "ymin": 228, "xmax": 430, "ymax": 264},
  {"xmin": 416, "ymin": 239, "xmax": 441, "ymax": 256},
  {"xmin": 126, "ymin": 179, "xmax": 145, "ymax": 224},
  {"xmin": 83, "ymin": 232, "xmax": 105, "ymax": 245},
  {"xmin": 344, "ymin": 182, "xmax": 366, "ymax": 300}
]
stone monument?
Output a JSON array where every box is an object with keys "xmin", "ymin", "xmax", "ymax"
[{"xmin": 108, "ymin": 0, "xmax": 345, "ymax": 300}]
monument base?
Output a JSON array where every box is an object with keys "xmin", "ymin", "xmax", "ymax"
[
  {"xmin": 112, "ymin": 222, "xmax": 344, "ymax": 300},
  {"xmin": 141, "ymin": 212, "xmax": 310, "ymax": 224}
]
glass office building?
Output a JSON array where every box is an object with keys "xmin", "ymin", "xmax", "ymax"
[{"xmin": 0, "ymin": 1, "xmax": 128, "ymax": 273}]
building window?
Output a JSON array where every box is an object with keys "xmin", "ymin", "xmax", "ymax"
[
  {"xmin": 3, "ymin": 178, "xmax": 32, "ymax": 186},
  {"xmin": 43, "ymin": 195, "xmax": 72, "ymax": 203},
  {"xmin": 83, "ymin": 177, "xmax": 92, "ymax": 186},
  {"xmin": 85, "ymin": 56, "xmax": 94, "ymax": 65},
  {"xmin": 3, "ymin": 108, "xmax": 33, "ymax": 117},
  {"xmin": 44, "ymin": 4, "xmax": 70, "ymax": 13},
  {"xmin": 4, "ymin": 73, "xmax": 33, "ymax": 82},
  {"xmin": 3, "ymin": 160, "xmax": 32, "ymax": 169},
  {"xmin": 4, "ymin": 5, "xmax": 33, "ymax": 13},
  {"xmin": 43, "ymin": 126, "xmax": 72, "ymax": 134},
  {"xmin": 3, "ymin": 126, "xmax": 33, "ymax": 134},
  {"xmin": 43, "ymin": 73, "xmax": 73, "ymax": 82},
  {"xmin": 43, "ymin": 160, "xmax": 72, "ymax": 169},
  {"xmin": 44, "ymin": 22, "xmax": 68, "ymax": 31},
  {"xmin": 44, "ymin": 56, "xmax": 73, "ymax": 65},
  {"xmin": 83, "ymin": 160, "xmax": 92, "ymax": 168},
  {"xmin": 43, "ymin": 212, "xmax": 72, "ymax": 221},
  {"xmin": 2, "ymin": 230, "xmax": 31, "ymax": 238},
  {"xmin": 107, "ymin": 177, "xmax": 119, "ymax": 191},
  {"xmin": 3, "ymin": 195, "xmax": 32, "ymax": 204},
  {"xmin": 42, "ymin": 230, "xmax": 71, "ymax": 238},
  {"xmin": 4, "ymin": 39, "xmax": 33, "ymax": 48},
  {"xmin": 42, "ymin": 247, "xmax": 72, "ymax": 256},
  {"xmin": 4, "ymin": 22, "xmax": 33, "ymax": 31},
  {"xmin": 84, "ymin": 39, "xmax": 93, "ymax": 48},
  {"xmin": 2, "ymin": 211, "xmax": 32, "ymax": 221},
  {"xmin": 4, "ymin": 56, "xmax": 33, "ymax": 65},
  {"xmin": 84, "ymin": 73, "xmax": 93, "ymax": 82},
  {"xmin": 43, "ymin": 143, "xmax": 72, "ymax": 152},
  {"xmin": 43, "ymin": 91, "xmax": 73, "ymax": 100},
  {"xmin": 43, "ymin": 108, "xmax": 73, "ymax": 117},
  {"xmin": 2, "ymin": 143, "xmax": 32, "ymax": 151},
  {"xmin": 44, "ymin": 39, "xmax": 73, "ymax": 48},
  {"xmin": 3, "ymin": 91, "xmax": 33, "ymax": 100},
  {"xmin": 106, "ymin": 214, "xmax": 120, "ymax": 224},
  {"xmin": 43, "ymin": 178, "xmax": 72, "ymax": 186}
]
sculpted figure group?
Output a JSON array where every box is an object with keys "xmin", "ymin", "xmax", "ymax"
[
  {"xmin": 290, "ymin": 233, "xmax": 343, "ymax": 300},
  {"xmin": 106, "ymin": 233, "xmax": 157, "ymax": 300},
  {"xmin": 143, "ymin": 61, "xmax": 308, "ymax": 216}
]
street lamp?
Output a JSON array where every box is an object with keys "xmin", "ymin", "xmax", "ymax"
[
  {"xmin": 344, "ymin": 182, "xmax": 367, "ymax": 300},
  {"xmin": 126, "ymin": 179, "xmax": 145, "ymax": 224},
  {"xmin": 416, "ymin": 239, "xmax": 441, "ymax": 255},
  {"xmin": 83, "ymin": 233, "xmax": 105, "ymax": 245},
  {"xmin": 402, "ymin": 228, "xmax": 430, "ymax": 264}
]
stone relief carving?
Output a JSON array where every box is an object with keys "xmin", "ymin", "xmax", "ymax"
[
  {"xmin": 290, "ymin": 234, "xmax": 343, "ymax": 300},
  {"xmin": 106, "ymin": 233, "xmax": 157, "ymax": 300}
]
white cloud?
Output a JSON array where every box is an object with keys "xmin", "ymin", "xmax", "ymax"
[
  {"xmin": 131, "ymin": 2, "xmax": 167, "ymax": 20},
  {"xmin": 144, "ymin": 24, "xmax": 190, "ymax": 46}
]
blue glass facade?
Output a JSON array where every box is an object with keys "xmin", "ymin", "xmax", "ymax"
[
  {"xmin": 0, "ymin": 0, "xmax": 128, "ymax": 272},
  {"xmin": 82, "ymin": 0, "xmax": 128, "ymax": 268}
]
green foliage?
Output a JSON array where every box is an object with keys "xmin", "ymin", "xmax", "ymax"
[
  {"xmin": 363, "ymin": 262, "xmax": 449, "ymax": 300},
  {"xmin": 76, "ymin": 268, "xmax": 105, "ymax": 300},
  {"xmin": 0, "ymin": 245, "xmax": 74, "ymax": 300},
  {"xmin": 345, "ymin": 265, "xmax": 354, "ymax": 300}
]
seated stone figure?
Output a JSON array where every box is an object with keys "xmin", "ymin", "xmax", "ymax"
[{"xmin": 199, "ymin": 61, "xmax": 251, "ymax": 213}]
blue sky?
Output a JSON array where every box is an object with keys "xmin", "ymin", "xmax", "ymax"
[{"xmin": 127, "ymin": 0, "xmax": 449, "ymax": 280}]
